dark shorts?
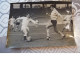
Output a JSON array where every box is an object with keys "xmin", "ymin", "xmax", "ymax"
[
  {"xmin": 16, "ymin": 22, "xmax": 20, "ymax": 25},
  {"xmin": 71, "ymin": 20, "xmax": 73, "ymax": 25},
  {"xmin": 51, "ymin": 20, "xmax": 57, "ymax": 26}
]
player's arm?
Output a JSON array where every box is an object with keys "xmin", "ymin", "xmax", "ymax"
[
  {"xmin": 55, "ymin": 8, "xmax": 63, "ymax": 19},
  {"xmin": 16, "ymin": 17, "xmax": 24, "ymax": 20},
  {"xmin": 30, "ymin": 18, "xmax": 39, "ymax": 25}
]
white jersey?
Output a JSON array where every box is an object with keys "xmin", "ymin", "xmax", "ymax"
[
  {"xmin": 64, "ymin": 15, "xmax": 72, "ymax": 24},
  {"xmin": 16, "ymin": 18, "xmax": 20, "ymax": 22},
  {"xmin": 50, "ymin": 8, "xmax": 63, "ymax": 20},
  {"xmin": 17, "ymin": 17, "xmax": 38, "ymax": 31},
  {"xmin": 64, "ymin": 15, "xmax": 72, "ymax": 30},
  {"xmin": 9, "ymin": 18, "xmax": 15, "ymax": 25}
]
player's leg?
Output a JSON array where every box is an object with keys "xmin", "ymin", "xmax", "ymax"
[
  {"xmin": 22, "ymin": 28, "xmax": 27, "ymax": 41},
  {"xmin": 12, "ymin": 24, "xmax": 15, "ymax": 31},
  {"xmin": 51, "ymin": 20, "xmax": 58, "ymax": 33},
  {"xmin": 69, "ymin": 23, "xmax": 71, "ymax": 31},
  {"xmin": 71, "ymin": 20, "xmax": 73, "ymax": 32},
  {"xmin": 16, "ymin": 25, "xmax": 18, "ymax": 30},
  {"xmin": 62, "ymin": 25, "xmax": 66, "ymax": 32},
  {"xmin": 17, "ymin": 22, "xmax": 20, "ymax": 31},
  {"xmin": 62, "ymin": 22, "xmax": 68, "ymax": 32},
  {"xmin": 53, "ymin": 24, "xmax": 65, "ymax": 39},
  {"xmin": 21, "ymin": 26, "xmax": 28, "ymax": 41},
  {"xmin": 58, "ymin": 24, "xmax": 66, "ymax": 39},
  {"xmin": 62, "ymin": 28, "xmax": 65, "ymax": 32},
  {"xmin": 52, "ymin": 20, "xmax": 65, "ymax": 39},
  {"xmin": 10, "ymin": 23, "xmax": 12, "ymax": 31},
  {"xmin": 15, "ymin": 24, "xmax": 18, "ymax": 32},
  {"xmin": 13, "ymin": 23, "xmax": 16, "ymax": 32},
  {"xmin": 58, "ymin": 31, "xmax": 65, "ymax": 39},
  {"xmin": 26, "ymin": 28, "xmax": 31, "ymax": 42},
  {"xmin": 46, "ymin": 24, "xmax": 53, "ymax": 40},
  {"xmin": 22, "ymin": 27, "xmax": 31, "ymax": 42},
  {"xmin": 65, "ymin": 23, "xmax": 70, "ymax": 32},
  {"xmin": 15, "ymin": 22, "xmax": 19, "ymax": 31},
  {"xmin": 9, "ymin": 24, "xmax": 11, "ymax": 31},
  {"xmin": 59, "ymin": 24, "xmax": 66, "ymax": 39},
  {"xmin": 11, "ymin": 24, "xmax": 14, "ymax": 31},
  {"xmin": 54, "ymin": 25, "xmax": 58, "ymax": 33},
  {"xmin": 18, "ymin": 23, "xmax": 21, "ymax": 31}
]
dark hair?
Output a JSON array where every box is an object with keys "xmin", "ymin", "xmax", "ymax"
[{"xmin": 50, "ymin": 5, "xmax": 55, "ymax": 8}]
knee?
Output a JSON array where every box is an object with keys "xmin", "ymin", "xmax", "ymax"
[{"xmin": 24, "ymin": 31, "xmax": 28, "ymax": 35}]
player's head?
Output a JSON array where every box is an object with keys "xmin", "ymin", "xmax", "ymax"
[{"xmin": 50, "ymin": 5, "xmax": 55, "ymax": 10}]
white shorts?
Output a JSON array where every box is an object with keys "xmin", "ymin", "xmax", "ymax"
[{"xmin": 21, "ymin": 26, "xmax": 29, "ymax": 31}]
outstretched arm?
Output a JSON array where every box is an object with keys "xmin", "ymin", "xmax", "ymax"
[
  {"xmin": 55, "ymin": 8, "xmax": 63, "ymax": 19},
  {"xmin": 29, "ymin": 18, "xmax": 38, "ymax": 24},
  {"xmin": 16, "ymin": 17, "xmax": 24, "ymax": 20}
]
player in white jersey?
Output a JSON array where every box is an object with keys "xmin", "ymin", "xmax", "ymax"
[
  {"xmin": 16, "ymin": 14, "xmax": 39, "ymax": 42},
  {"xmin": 9, "ymin": 16, "xmax": 15, "ymax": 31},
  {"xmin": 15, "ymin": 16, "xmax": 21, "ymax": 31},
  {"xmin": 62, "ymin": 10, "xmax": 72, "ymax": 32},
  {"xmin": 46, "ymin": 5, "xmax": 64, "ymax": 40}
]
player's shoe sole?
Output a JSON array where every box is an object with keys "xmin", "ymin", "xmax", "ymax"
[{"xmin": 46, "ymin": 36, "xmax": 50, "ymax": 40}]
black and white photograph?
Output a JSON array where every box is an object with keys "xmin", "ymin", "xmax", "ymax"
[{"xmin": 7, "ymin": 0, "xmax": 76, "ymax": 48}]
